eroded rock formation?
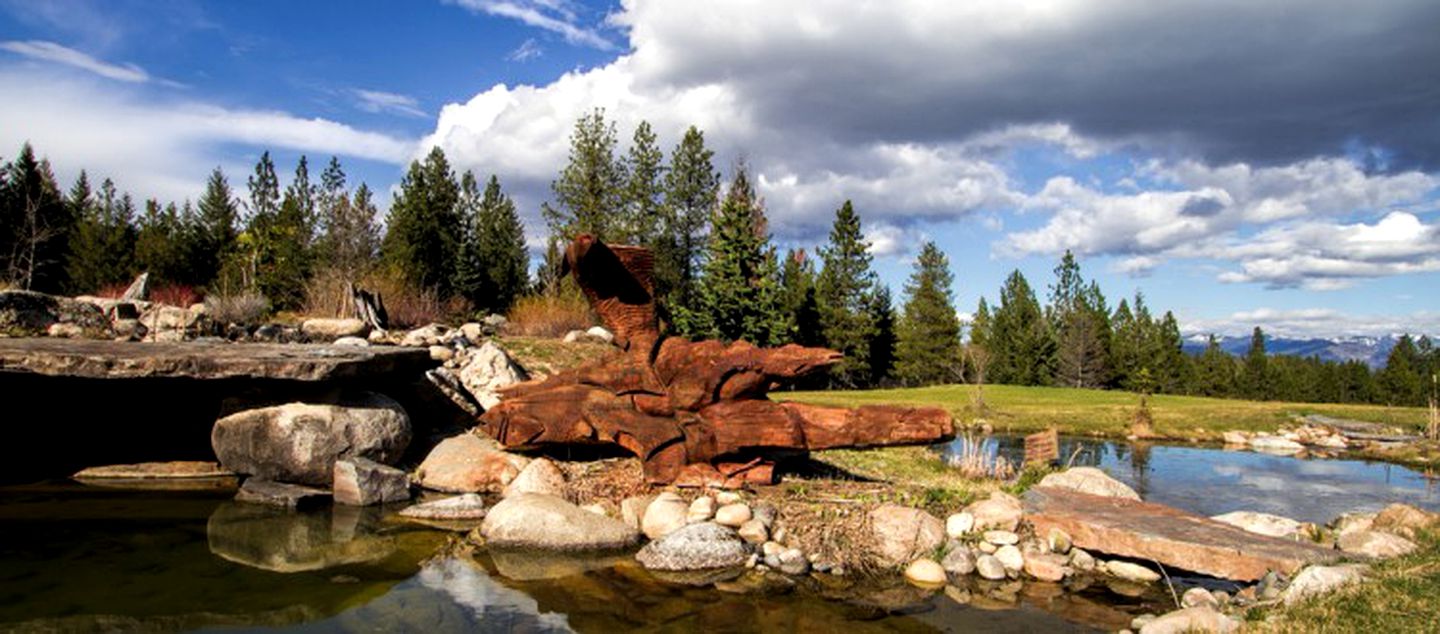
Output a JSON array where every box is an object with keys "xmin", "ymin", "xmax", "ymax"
[{"xmin": 476, "ymin": 235, "xmax": 954, "ymax": 485}]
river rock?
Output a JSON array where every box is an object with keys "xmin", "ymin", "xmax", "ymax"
[
  {"xmin": 479, "ymin": 493, "xmax": 640, "ymax": 551},
  {"xmin": 777, "ymin": 548, "xmax": 809, "ymax": 575},
  {"xmin": 1023, "ymin": 552, "xmax": 1069, "ymax": 582},
  {"xmin": 398, "ymin": 494, "xmax": 488, "ymax": 521},
  {"xmin": 212, "ymin": 393, "xmax": 410, "ymax": 486},
  {"xmin": 965, "ymin": 491, "xmax": 1024, "ymax": 532},
  {"xmin": 456, "ymin": 340, "xmax": 530, "ymax": 410},
  {"xmin": 736, "ymin": 519, "xmax": 768, "ymax": 544},
  {"xmin": 415, "ymin": 433, "xmax": 528, "ymax": 493},
  {"xmin": 716, "ymin": 491, "xmax": 743, "ymax": 505},
  {"xmin": 1105, "ymin": 560, "xmax": 1160, "ymax": 583},
  {"xmin": 234, "ymin": 479, "xmax": 330, "ymax": 509},
  {"xmin": 868, "ymin": 504, "xmax": 946, "ymax": 567},
  {"xmin": 333, "ymin": 457, "xmax": 410, "ymax": 506},
  {"xmin": 1069, "ymin": 547, "xmax": 1096, "ymax": 571},
  {"xmin": 1338, "ymin": 529, "xmax": 1417, "ymax": 558},
  {"xmin": 1249, "ymin": 435, "xmax": 1304, "ymax": 453},
  {"xmin": 301, "ymin": 318, "xmax": 369, "ymax": 340},
  {"xmin": 1138, "ymin": 606, "xmax": 1241, "ymax": 634},
  {"xmin": 715, "ymin": 503, "xmax": 752, "ymax": 528},
  {"xmin": 1181, "ymin": 587, "xmax": 1218, "ymax": 609},
  {"xmin": 1211, "ymin": 510, "xmax": 1310, "ymax": 540},
  {"xmin": 1373, "ymin": 503, "xmax": 1439, "ymax": 539},
  {"xmin": 1329, "ymin": 511, "xmax": 1377, "ymax": 538},
  {"xmin": 1281, "ymin": 564, "xmax": 1368, "ymax": 604},
  {"xmin": 636, "ymin": 522, "xmax": 749, "ymax": 571},
  {"xmin": 400, "ymin": 324, "xmax": 448, "ymax": 347},
  {"xmin": 975, "ymin": 554, "xmax": 1006, "ymax": 580},
  {"xmin": 1037, "ymin": 467, "xmax": 1140, "ymax": 500},
  {"xmin": 642, "ymin": 492, "xmax": 690, "ymax": 539},
  {"xmin": 904, "ymin": 559, "xmax": 947, "ymax": 587},
  {"xmin": 984, "ymin": 530, "xmax": 1019, "ymax": 546},
  {"xmin": 946, "ymin": 512, "xmax": 975, "ymax": 538},
  {"xmin": 941, "ymin": 546, "xmax": 975, "ymax": 576},
  {"xmin": 752, "ymin": 502, "xmax": 778, "ymax": 528},
  {"xmin": 1047, "ymin": 528, "xmax": 1072, "ymax": 554},
  {"xmin": 688, "ymin": 496, "xmax": 716, "ymax": 523},
  {"xmin": 503, "ymin": 457, "xmax": 566, "ymax": 498},
  {"xmin": 585, "ymin": 326, "xmax": 614, "ymax": 343},
  {"xmin": 333, "ymin": 336, "xmax": 369, "ymax": 347},
  {"xmin": 620, "ymin": 495, "xmax": 654, "ymax": 531},
  {"xmin": 994, "ymin": 544, "xmax": 1024, "ymax": 572},
  {"xmin": 1221, "ymin": 430, "xmax": 1250, "ymax": 445}
]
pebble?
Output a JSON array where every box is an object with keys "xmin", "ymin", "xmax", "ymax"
[
  {"xmin": 1069, "ymin": 548, "xmax": 1096, "ymax": 571},
  {"xmin": 687, "ymin": 496, "xmax": 716, "ymax": 523},
  {"xmin": 984, "ymin": 530, "xmax": 1020, "ymax": 546},
  {"xmin": 941, "ymin": 547, "xmax": 976, "ymax": 576},
  {"xmin": 716, "ymin": 491, "xmax": 743, "ymax": 505},
  {"xmin": 738, "ymin": 519, "xmax": 769, "ymax": 544},
  {"xmin": 978, "ymin": 541, "xmax": 998, "ymax": 554},
  {"xmin": 1047, "ymin": 528, "xmax": 1072, "ymax": 554},
  {"xmin": 946, "ymin": 512, "xmax": 975, "ymax": 538},
  {"xmin": 904, "ymin": 559, "xmax": 947, "ymax": 587},
  {"xmin": 778, "ymin": 548, "xmax": 810, "ymax": 575},
  {"xmin": 995, "ymin": 545, "xmax": 1024, "ymax": 572},
  {"xmin": 762, "ymin": 541, "xmax": 785, "ymax": 558},
  {"xmin": 976, "ymin": 554, "xmax": 1007, "ymax": 580},
  {"xmin": 1106, "ymin": 561, "xmax": 1161, "ymax": 584},
  {"xmin": 715, "ymin": 503, "xmax": 752, "ymax": 528},
  {"xmin": 1181, "ymin": 587, "xmax": 1217, "ymax": 609}
]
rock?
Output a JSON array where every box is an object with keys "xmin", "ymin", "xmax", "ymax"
[
  {"xmin": 429, "ymin": 345, "xmax": 454, "ymax": 362},
  {"xmin": 737, "ymin": 519, "xmax": 769, "ymax": 544},
  {"xmin": 120, "ymin": 272, "xmax": 150, "ymax": 301},
  {"xmin": 479, "ymin": 493, "xmax": 640, "ymax": 551},
  {"xmin": 976, "ymin": 554, "xmax": 1007, "ymax": 580},
  {"xmin": 1181, "ymin": 587, "xmax": 1218, "ymax": 609},
  {"xmin": 716, "ymin": 491, "xmax": 743, "ymax": 505},
  {"xmin": 503, "ymin": 457, "xmax": 567, "ymax": 498},
  {"xmin": 459, "ymin": 322, "xmax": 485, "ymax": 342},
  {"xmin": 1023, "ymin": 552, "xmax": 1069, "ymax": 582},
  {"xmin": 456, "ymin": 340, "xmax": 530, "ymax": 410},
  {"xmin": 207, "ymin": 503, "xmax": 395, "ymax": 573},
  {"xmin": 333, "ymin": 336, "xmax": 369, "ymax": 347},
  {"xmin": 235, "ymin": 479, "xmax": 330, "ymax": 509},
  {"xmin": 777, "ymin": 548, "xmax": 810, "ymax": 575},
  {"xmin": 0, "ymin": 290, "xmax": 110, "ymax": 337},
  {"xmin": 482, "ymin": 313, "xmax": 508, "ymax": 331},
  {"xmin": 1338, "ymin": 529, "xmax": 1418, "ymax": 558},
  {"xmin": 212, "ymin": 393, "xmax": 411, "ymax": 486},
  {"xmin": 1138, "ymin": 606, "xmax": 1241, "ymax": 634},
  {"xmin": 762, "ymin": 541, "xmax": 785, "ymax": 558},
  {"xmin": 1330, "ymin": 512, "xmax": 1377, "ymax": 538},
  {"xmin": 946, "ymin": 512, "xmax": 975, "ymax": 538},
  {"xmin": 944, "ymin": 585, "xmax": 972, "ymax": 604},
  {"xmin": 1249, "ymin": 435, "xmax": 1304, "ymax": 454},
  {"xmin": 1221, "ymin": 431, "xmax": 1250, "ymax": 445},
  {"xmin": 619, "ymin": 495, "xmax": 653, "ymax": 531},
  {"xmin": 1047, "ymin": 528, "xmax": 1072, "ymax": 554},
  {"xmin": 580, "ymin": 503, "xmax": 608, "ymax": 516},
  {"xmin": 73, "ymin": 461, "xmax": 234, "ymax": 481},
  {"xmin": 994, "ymin": 544, "xmax": 1024, "ymax": 572},
  {"xmin": 688, "ymin": 496, "xmax": 716, "ymax": 523},
  {"xmin": 332, "ymin": 458, "xmax": 410, "ymax": 506},
  {"xmin": 965, "ymin": 491, "xmax": 1024, "ymax": 532},
  {"xmin": 1314, "ymin": 435, "xmax": 1348, "ymax": 449},
  {"xmin": 635, "ymin": 522, "xmax": 749, "ymax": 571},
  {"xmin": 1257, "ymin": 570, "xmax": 1282, "ymax": 601},
  {"xmin": 301, "ymin": 318, "xmax": 369, "ymax": 340},
  {"xmin": 984, "ymin": 530, "xmax": 1019, "ymax": 546},
  {"xmin": 642, "ymin": 492, "xmax": 690, "ymax": 539},
  {"xmin": 415, "ymin": 433, "xmax": 528, "ymax": 493},
  {"xmin": 47, "ymin": 322, "xmax": 84, "ymax": 337},
  {"xmin": 1211, "ymin": 510, "xmax": 1310, "ymax": 540},
  {"xmin": 586, "ymin": 326, "xmax": 615, "ymax": 343},
  {"xmin": 1373, "ymin": 503, "xmax": 1438, "ymax": 539},
  {"xmin": 1037, "ymin": 467, "xmax": 1141, "ymax": 501},
  {"xmin": 142, "ymin": 304, "xmax": 202, "ymax": 333},
  {"xmin": 398, "ymin": 494, "xmax": 488, "ymax": 521},
  {"xmin": 1105, "ymin": 561, "xmax": 1160, "ymax": 583},
  {"xmin": 1281, "ymin": 564, "xmax": 1368, "ymax": 604},
  {"xmin": 1025, "ymin": 487, "xmax": 1342, "ymax": 581},
  {"xmin": 752, "ymin": 502, "xmax": 778, "ymax": 528},
  {"xmin": 941, "ymin": 546, "xmax": 975, "ymax": 576},
  {"xmin": 1069, "ymin": 547, "xmax": 1096, "ymax": 571},
  {"xmin": 977, "ymin": 540, "xmax": 997, "ymax": 554},
  {"xmin": 715, "ymin": 503, "xmax": 752, "ymax": 528},
  {"xmin": 400, "ymin": 324, "xmax": 449, "ymax": 347},
  {"xmin": 868, "ymin": 504, "xmax": 946, "ymax": 567},
  {"xmin": 904, "ymin": 559, "xmax": 947, "ymax": 587}
]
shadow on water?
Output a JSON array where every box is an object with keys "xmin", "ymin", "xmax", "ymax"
[{"xmin": 940, "ymin": 435, "xmax": 1440, "ymax": 524}]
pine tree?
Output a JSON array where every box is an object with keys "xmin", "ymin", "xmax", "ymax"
[
  {"xmin": 476, "ymin": 175, "xmax": 529, "ymax": 314},
  {"xmin": 656, "ymin": 126, "xmax": 718, "ymax": 324},
  {"xmin": 621, "ymin": 120, "xmax": 665, "ymax": 246},
  {"xmin": 989, "ymin": 270, "xmax": 1055, "ymax": 386},
  {"xmin": 1, "ymin": 144, "xmax": 70, "ymax": 291},
  {"xmin": 453, "ymin": 170, "xmax": 486, "ymax": 307},
  {"xmin": 316, "ymin": 157, "xmax": 379, "ymax": 282},
  {"xmin": 260, "ymin": 156, "xmax": 317, "ymax": 308},
  {"xmin": 1379, "ymin": 335, "xmax": 1424, "ymax": 406},
  {"xmin": 816, "ymin": 200, "xmax": 877, "ymax": 387},
  {"xmin": 195, "ymin": 167, "xmax": 239, "ymax": 289},
  {"xmin": 382, "ymin": 147, "xmax": 461, "ymax": 297},
  {"xmin": 1049, "ymin": 252, "xmax": 1109, "ymax": 388},
  {"xmin": 894, "ymin": 241, "xmax": 962, "ymax": 386},
  {"xmin": 68, "ymin": 178, "xmax": 136, "ymax": 293},
  {"xmin": 1195, "ymin": 335, "xmax": 1236, "ymax": 397},
  {"xmin": 779, "ymin": 249, "xmax": 822, "ymax": 346},
  {"xmin": 1240, "ymin": 327, "xmax": 1271, "ymax": 400},
  {"xmin": 134, "ymin": 199, "xmax": 188, "ymax": 285},
  {"xmin": 1152, "ymin": 311, "xmax": 1190, "ymax": 393},
  {"xmin": 685, "ymin": 168, "xmax": 784, "ymax": 345},
  {"xmin": 542, "ymin": 109, "xmax": 626, "ymax": 243},
  {"xmin": 867, "ymin": 283, "xmax": 898, "ymax": 386}
]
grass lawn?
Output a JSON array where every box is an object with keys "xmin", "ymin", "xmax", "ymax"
[{"xmin": 780, "ymin": 383, "xmax": 1431, "ymax": 442}]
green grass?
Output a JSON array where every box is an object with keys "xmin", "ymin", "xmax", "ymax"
[{"xmin": 780, "ymin": 384, "xmax": 1430, "ymax": 442}]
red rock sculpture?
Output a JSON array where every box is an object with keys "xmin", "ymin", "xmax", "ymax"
[{"xmin": 476, "ymin": 235, "xmax": 954, "ymax": 486}]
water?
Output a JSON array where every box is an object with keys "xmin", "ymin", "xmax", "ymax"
[
  {"xmin": 940, "ymin": 435, "xmax": 1440, "ymax": 524},
  {"xmin": 4, "ymin": 438, "xmax": 1437, "ymax": 632}
]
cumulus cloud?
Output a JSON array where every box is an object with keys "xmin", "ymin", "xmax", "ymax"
[
  {"xmin": 353, "ymin": 89, "xmax": 427, "ymax": 118},
  {"xmin": 1214, "ymin": 213, "xmax": 1440, "ymax": 290},
  {"xmin": 1183, "ymin": 308, "xmax": 1440, "ymax": 339},
  {"xmin": 445, "ymin": 0, "xmax": 614, "ymax": 50},
  {"xmin": 1, "ymin": 40, "xmax": 150, "ymax": 83}
]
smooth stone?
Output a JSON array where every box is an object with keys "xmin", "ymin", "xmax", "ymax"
[
  {"xmin": 941, "ymin": 547, "xmax": 975, "ymax": 576},
  {"xmin": 1211, "ymin": 510, "xmax": 1310, "ymax": 540},
  {"xmin": 904, "ymin": 559, "xmax": 947, "ymax": 587},
  {"xmin": 332, "ymin": 457, "xmax": 410, "ymax": 506},
  {"xmin": 635, "ymin": 522, "xmax": 749, "ymax": 571},
  {"xmin": 642, "ymin": 492, "xmax": 689, "ymax": 539},
  {"xmin": 1023, "ymin": 552, "xmax": 1069, "ymax": 582},
  {"xmin": 868, "ymin": 504, "xmax": 946, "ymax": 567},
  {"xmin": 212, "ymin": 393, "xmax": 410, "ymax": 486},
  {"xmin": 503, "ymin": 457, "xmax": 567, "ymax": 498},
  {"xmin": 978, "ymin": 541, "xmax": 998, "ymax": 554},
  {"xmin": 1047, "ymin": 528, "xmax": 1072, "ymax": 554},
  {"xmin": 716, "ymin": 491, "xmax": 743, "ymax": 505},
  {"xmin": 400, "ymin": 324, "xmax": 448, "ymax": 347},
  {"xmin": 965, "ymin": 491, "xmax": 1024, "ymax": 532},
  {"xmin": 1137, "ymin": 607, "xmax": 1241, "ymax": 634},
  {"xmin": 620, "ymin": 495, "xmax": 654, "ymax": 531},
  {"xmin": 1338, "ymin": 530, "xmax": 1418, "ymax": 558},
  {"xmin": 479, "ymin": 493, "xmax": 640, "ymax": 551},
  {"xmin": 1181, "ymin": 587, "xmax": 1218, "ymax": 609},
  {"xmin": 715, "ymin": 503, "xmax": 752, "ymax": 528},
  {"xmin": 429, "ymin": 345, "xmax": 454, "ymax": 362},
  {"xmin": 984, "ymin": 530, "xmax": 1020, "ymax": 546},
  {"xmin": 946, "ymin": 512, "xmax": 975, "ymax": 538},
  {"xmin": 300, "ymin": 318, "xmax": 368, "ymax": 340},
  {"xmin": 1069, "ymin": 548, "xmax": 1096, "ymax": 571},
  {"xmin": 737, "ymin": 519, "xmax": 769, "ymax": 544},
  {"xmin": 415, "ymin": 434, "xmax": 529, "ymax": 493},
  {"xmin": 398, "ymin": 494, "xmax": 487, "ymax": 520},
  {"xmin": 687, "ymin": 496, "xmax": 716, "ymax": 523},
  {"xmin": 1221, "ymin": 431, "xmax": 1250, "ymax": 445},
  {"xmin": 455, "ymin": 340, "xmax": 530, "ymax": 410},
  {"xmin": 235, "ymin": 479, "xmax": 330, "ymax": 509},
  {"xmin": 585, "ymin": 326, "xmax": 614, "ymax": 343},
  {"xmin": 1281, "ymin": 564, "xmax": 1368, "ymax": 604},
  {"xmin": 975, "ymin": 554, "xmax": 1007, "ymax": 580},
  {"xmin": 761, "ymin": 541, "xmax": 785, "ymax": 558},
  {"xmin": 1106, "ymin": 560, "xmax": 1161, "ymax": 583},
  {"xmin": 1249, "ymin": 435, "xmax": 1304, "ymax": 453},
  {"xmin": 777, "ymin": 548, "xmax": 810, "ymax": 575},
  {"xmin": 1037, "ymin": 467, "xmax": 1141, "ymax": 501},
  {"xmin": 333, "ymin": 336, "xmax": 369, "ymax": 347},
  {"xmin": 995, "ymin": 545, "xmax": 1024, "ymax": 572}
]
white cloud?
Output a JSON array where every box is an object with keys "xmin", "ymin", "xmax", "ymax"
[
  {"xmin": 1213, "ymin": 212, "xmax": 1440, "ymax": 290},
  {"xmin": 1183, "ymin": 308, "xmax": 1440, "ymax": 339},
  {"xmin": 445, "ymin": 0, "xmax": 613, "ymax": 50},
  {"xmin": 1, "ymin": 40, "xmax": 149, "ymax": 83},
  {"xmin": 354, "ymin": 89, "xmax": 427, "ymax": 118},
  {"xmin": 506, "ymin": 38, "xmax": 544, "ymax": 62}
]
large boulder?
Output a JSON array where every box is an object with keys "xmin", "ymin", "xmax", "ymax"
[
  {"xmin": 414, "ymin": 433, "xmax": 529, "ymax": 493},
  {"xmin": 1036, "ymin": 467, "xmax": 1140, "ymax": 501},
  {"xmin": 635, "ymin": 522, "xmax": 749, "ymax": 571},
  {"xmin": 1338, "ymin": 529, "xmax": 1418, "ymax": 558},
  {"xmin": 868, "ymin": 504, "xmax": 946, "ymax": 568},
  {"xmin": 478, "ymin": 493, "xmax": 640, "ymax": 552},
  {"xmin": 1282, "ymin": 564, "xmax": 1368, "ymax": 604},
  {"xmin": 212, "ymin": 393, "xmax": 411, "ymax": 486},
  {"xmin": 302, "ymin": 318, "xmax": 369, "ymax": 341},
  {"xmin": 0, "ymin": 290, "xmax": 109, "ymax": 337},
  {"xmin": 1372, "ymin": 503, "xmax": 1439, "ymax": 539},
  {"xmin": 965, "ymin": 491, "xmax": 1025, "ymax": 532},
  {"xmin": 456, "ymin": 340, "xmax": 530, "ymax": 410},
  {"xmin": 502, "ymin": 457, "xmax": 567, "ymax": 498}
]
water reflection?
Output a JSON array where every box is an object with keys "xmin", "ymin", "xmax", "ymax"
[
  {"xmin": 206, "ymin": 502, "xmax": 398, "ymax": 573},
  {"xmin": 941, "ymin": 435, "xmax": 1440, "ymax": 523}
]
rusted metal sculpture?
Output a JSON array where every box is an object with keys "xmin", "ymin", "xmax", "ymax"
[{"xmin": 476, "ymin": 235, "xmax": 954, "ymax": 486}]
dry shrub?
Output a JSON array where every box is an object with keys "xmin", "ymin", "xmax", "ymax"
[
  {"xmin": 945, "ymin": 431, "xmax": 1016, "ymax": 480},
  {"xmin": 506, "ymin": 292, "xmax": 593, "ymax": 337},
  {"xmin": 151, "ymin": 284, "xmax": 201, "ymax": 307},
  {"xmin": 301, "ymin": 266, "xmax": 358, "ymax": 319},
  {"xmin": 300, "ymin": 267, "xmax": 471, "ymax": 327},
  {"xmin": 205, "ymin": 290, "xmax": 269, "ymax": 325},
  {"xmin": 95, "ymin": 282, "xmax": 129, "ymax": 298}
]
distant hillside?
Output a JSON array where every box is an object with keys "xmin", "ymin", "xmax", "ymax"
[{"xmin": 1182, "ymin": 334, "xmax": 1399, "ymax": 369}]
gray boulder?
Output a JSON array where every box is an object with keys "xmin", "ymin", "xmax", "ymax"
[
  {"xmin": 479, "ymin": 493, "xmax": 640, "ymax": 551},
  {"xmin": 234, "ymin": 479, "xmax": 330, "ymax": 509},
  {"xmin": 212, "ymin": 392, "xmax": 411, "ymax": 486},
  {"xmin": 868, "ymin": 504, "xmax": 945, "ymax": 567},
  {"xmin": 636, "ymin": 522, "xmax": 749, "ymax": 571},
  {"xmin": 333, "ymin": 457, "xmax": 411, "ymax": 506},
  {"xmin": 1036, "ymin": 467, "xmax": 1141, "ymax": 500},
  {"xmin": 456, "ymin": 340, "xmax": 530, "ymax": 410}
]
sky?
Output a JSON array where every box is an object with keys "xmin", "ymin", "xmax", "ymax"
[{"xmin": 1, "ymin": 0, "xmax": 1438, "ymax": 340}]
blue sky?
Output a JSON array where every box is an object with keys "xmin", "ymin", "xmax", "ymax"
[{"xmin": 2, "ymin": 0, "xmax": 1438, "ymax": 339}]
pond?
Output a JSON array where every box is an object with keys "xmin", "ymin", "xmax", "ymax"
[{"xmin": 3, "ymin": 437, "xmax": 1436, "ymax": 633}]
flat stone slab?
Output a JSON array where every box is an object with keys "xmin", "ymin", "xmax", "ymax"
[
  {"xmin": 0, "ymin": 338, "xmax": 432, "ymax": 381},
  {"xmin": 1024, "ymin": 487, "xmax": 1343, "ymax": 581},
  {"xmin": 74, "ymin": 461, "xmax": 235, "ymax": 480}
]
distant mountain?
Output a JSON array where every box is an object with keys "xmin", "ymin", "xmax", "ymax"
[{"xmin": 1181, "ymin": 334, "xmax": 1397, "ymax": 369}]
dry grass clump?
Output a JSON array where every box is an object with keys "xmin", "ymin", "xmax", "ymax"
[
  {"xmin": 505, "ymin": 293, "xmax": 593, "ymax": 337},
  {"xmin": 204, "ymin": 290, "xmax": 269, "ymax": 325},
  {"xmin": 945, "ymin": 431, "xmax": 1016, "ymax": 480},
  {"xmin": 303, "ymin": 267, "xmax": 471, "ymax": 327}
]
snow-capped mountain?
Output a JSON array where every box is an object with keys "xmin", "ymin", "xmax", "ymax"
[{"xmin": 1181, "ymin": 334, "xmax": 1399, "ymax": 368}]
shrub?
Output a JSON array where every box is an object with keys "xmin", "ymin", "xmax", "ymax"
[
  {"xmin": 205, "ymin": 290, "xmax": 269, "ymax": 326},
  {"xmin": 506, "ymin": 292, "xmax": 593, "ymax": 338},
  {"xmin": 301, "ymin": 266, "xmax": 358, "ymax": 319},
  {"xmin": 363, "ymin": 268, "xmax": 471, "ymax": 328},
  {"xmin": 151, "ymin": 284, "xmax": 202, "ymax": 307},
  {"xmin": 95, "ymin": 282, "xmax": 129, "ymax": 298}
]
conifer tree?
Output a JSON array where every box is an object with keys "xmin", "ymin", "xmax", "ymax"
[
  {"xmin": 2, "ymin": 144, "xmax": 70, "ymax": 291},
  {"xmin": 68, "ymin": 178, "xmax": 136, "ymax": 293},
  {"xmin": 656, "ymin": 126, "xmax": 718, "ymax": 323},
  {"xmin": 262, "ymin": 156, "xmax": 317, "ymax": 308},
  {"xmin": 134, "ymin": 199, "xmax": 188, "ymax": 285},
  {"xmin": 542, "ymin": 109, "xmax": 625, "ymax": 242},
  {"xmin": 382, "ymin": 147, "xmax": 461, "ymax": 297},
  {"xmin": 1049, "ymin": 252, "xmax": 1110, "ymax": 388},
  {"xmin": 196, "ymin": 167, "xmax": 239, "ymax": 288},
  {"xmin": 816, "ymin": 200, "xmax": 877, "ymax": 387},
  {"xmin": 685, "ymin": 168, "xmax": 784, "ymax": 345},
  {"xmin": 867, "ymin": 283, "xmax": 898, "ymax": 386},
  {"xmin": 1379, "ymin": 335, "xmax": 1424, "ymax": 406},
  {"xmin": 895, "ymin": 241, "xmax": 962, "ymax": 386},
  {"xmin": 1240, "ymin": 327, "xmax": 1271, "ymax": 400},
  {"xmin": 453, "ymin": 171, "xmax": 485, "ymax": 307},
  {"xmin": 476, "ymin": 175, "xmax": 529, "ymax": 314},
  {"xmin": 1152, "ymin": 311, "xmax": 1190, "ymax": 393},
  {"xmin": 1195, "ymin": 335, "xmax": 1236, "ymax": 397},
  {"xmin": 621, "ymin": 120, "xmax": 665, "ymax": 245},
  {"xmin": 989, "ymin": 269, "xmax": 1055, "ymax": 386},
  {"xmin": 316, "ymin": 157, "xmax": 378, "ymax": 282},
  {"xmin": 779, "ymin": 249, "xmax": 822, "ymax": 346}
]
